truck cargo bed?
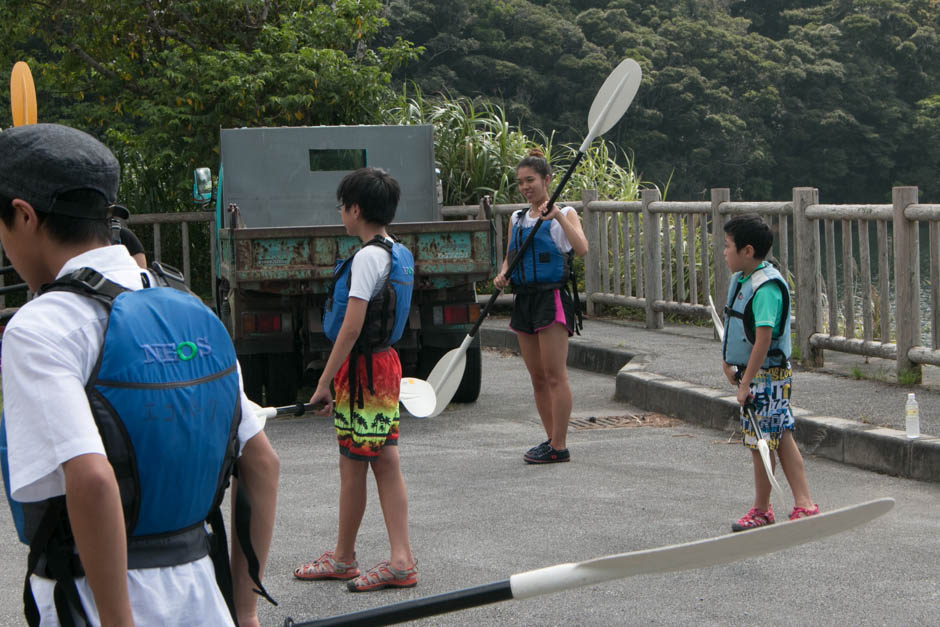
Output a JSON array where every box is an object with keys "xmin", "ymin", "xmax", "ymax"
[{"xmin": 219, "ymin": 219, "xmax": 494, "ymax": 292}]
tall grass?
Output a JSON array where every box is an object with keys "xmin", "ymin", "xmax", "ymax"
[{"xmin": 383, "ymin": 87, "xmax": 646, "ymax": 205}]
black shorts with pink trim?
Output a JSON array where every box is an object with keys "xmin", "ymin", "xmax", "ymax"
[{"xmin": 509, "ymin": 287, "xmax": 575, "ymax": 336}]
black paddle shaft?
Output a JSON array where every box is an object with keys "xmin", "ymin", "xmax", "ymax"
[
  {"xmin": 284, "ymin": 580, "xmax": 513, "ymax": 626},
  {"xmin": 467, "ymin": 150, "xmax": 586, "ymax": 339},
  {"xmin": 273, "ymin": 401, "xmax": 327, "ymax": 417}
]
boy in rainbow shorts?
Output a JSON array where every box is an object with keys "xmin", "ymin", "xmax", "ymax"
[
  {"xmin": 293, "ymin": 168, "xmax": 418, "ymax": 591},
  {"xmin": 720, "ymin": 215, "xmax": 819, "ymax": 531}
]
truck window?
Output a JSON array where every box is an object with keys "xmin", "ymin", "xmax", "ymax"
[{"xmin": 309, "ymin": 149, "xmax": 367, "ymax": 171}]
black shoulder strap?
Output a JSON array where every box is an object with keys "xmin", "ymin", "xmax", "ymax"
[
  {"xmin": 567, "ymin": 251, "xmax": 583, "ymax": 335},
  {"xmin": 723, "ymin": 280, "xmax": 745, "ymax": 320},
  {"xmin": 149, "ymin": 261, "xmax": 191, "ymax": 293},
  {"xmin": 363, "ymin": 234, "xmax": 393, "ymax": 252},
  {"xmin": 206, "ymin": 506, "xmax": 238, "ymax": 624},
  {"xmin": 233, "ymin": 479, "xmax": 278, "ymax": 606},
  {"xmin": 23, "ymin": 497, "xmax": 88, "ymax": 627},
  {"xmin": 38, "ymin": 268, "xmax": 128, "ymax": 307}
]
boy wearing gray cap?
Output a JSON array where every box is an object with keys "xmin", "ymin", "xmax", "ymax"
[{"xmin": 0, "ymin": 123, "xmax": 279, "ymax": 626}]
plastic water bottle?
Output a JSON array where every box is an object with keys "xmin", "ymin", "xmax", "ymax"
[{"xmin": 905, "ymin": 393, "xmax": 920, "ymax": 439}]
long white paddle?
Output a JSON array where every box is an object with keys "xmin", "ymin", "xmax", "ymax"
[
  {"xmin": 426, "ymin": 58, "xmax": 643, "ymax": 417},
  {"xmin": 708, "ymin": 294, "xmax": 724, "ymax": 342},
  {"xmin": 745, "ymin": 405, "xmax": 784, "ymax": 494},
  {"xmin": 708, "ymin": 296, "xmax": 781, "ymax": 494},
  {"xmin": 249, "ymin": 377, "xmax": 436, "ymax": 421},
  {"xmin": 284, "ymin": 498, "xmax": 894, "ymax": 626}
]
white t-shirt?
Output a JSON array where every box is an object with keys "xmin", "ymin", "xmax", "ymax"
[
  {"xmin": 348, "ymin": 237, "xmax": 393, "ymax": 302},
  {"xmin": 2, "ymin": 245, "xmax": 263, "ymax": 626},
  {"xmin": 509, "ymin": 205, "xmax": 576, "ymax": 253}
]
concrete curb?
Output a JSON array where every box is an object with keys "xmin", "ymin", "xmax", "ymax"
[{"xmin": 479, "ymin": 326, "xmax": 940, "ymax": 483}]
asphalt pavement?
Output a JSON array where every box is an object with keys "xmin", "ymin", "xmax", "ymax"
[
  {"xmin": 481, "ymin": 316, "xmax": 940, "ymax": 483},
  {"xmin": 0, "ymin": 333, "xmax": 937, "ymax": 625}
]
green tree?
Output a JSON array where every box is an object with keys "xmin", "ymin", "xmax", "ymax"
[
  {"xmin": 0, "ymin": 0, "xmax": 422, "ymax": 211},
  {"xmin": 384, "ymin": 0, "xmax": 940, "ymax": 202},
  {"xmin": 770, "ymin": 0, "xmax": 940, "ymax": 200}
]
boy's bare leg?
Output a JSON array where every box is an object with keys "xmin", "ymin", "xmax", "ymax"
[
  {"xmin": 335, "ymin": 455, "xmax": 369, "ymax": 563},
  {"xmin": 371, "ymin": 446, "xmax": 415, "ymax": 570},
  {"xmin": 750, "ymin": 449, "xmax": 772, "ymax": 511},
  {"xmin": 538, "ymin": 323, "xmax": 571, "ymax": 450},
  {"xmin": 776, "ymin": 431, "xmax": 815, "ymax": 509},
  {"xmin": 516, "ymin": 331, "xmax": 553, "ymax": 440}
]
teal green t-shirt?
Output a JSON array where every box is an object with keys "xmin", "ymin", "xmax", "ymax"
[{"xmin": 738, "ymin": 262, "xmax": 784, "ymax": 338}]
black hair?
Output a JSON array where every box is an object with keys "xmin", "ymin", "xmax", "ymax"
[
  {"xmin": 516, "ymin": 147, "xmax": 551, "ymax": 178},
  {"xmin": 336, "ymin": 167, "xmax": 400, "ymax": 226},
  {"xmin": 0, "ymin": 190, "xmax": 111, "ymax": 245},
  {"xmin": 723, "ymin": 214, "xmax": 773, "ymax": 259}
]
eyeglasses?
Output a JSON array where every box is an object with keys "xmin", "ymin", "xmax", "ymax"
[{"xmin": 335, "ymin": 202, "xmax": 344, "ymax": 211}]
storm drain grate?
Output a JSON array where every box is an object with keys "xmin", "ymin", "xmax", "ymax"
[{"xmin": 570, "ymin": 413, "xmax": 680, "ymax": 430}]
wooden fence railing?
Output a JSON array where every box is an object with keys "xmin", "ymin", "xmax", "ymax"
[
  {"xmin": 0, "ymin": 211, "xmax": 215, "ymax": 314},
  {"xmin": 447, "ymin": 186, "xmax": 939, "ymax": 384},
  {"xmin": 4, "ymin": 191, "xmax": 937, "ymax": 384},
  {"xmin": 127, "ymin": 211, "xmax": 216, "ymax": 302}
]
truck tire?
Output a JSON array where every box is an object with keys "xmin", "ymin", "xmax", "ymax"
[
  {"xmin": 452, "ymin": 344, "xmax": 482, "ymax": 403},
  {"xmin": 240, "ymin": 354, "xmax": 265, "ymax": 404},
  {"xmin": 417, "ymin": 342, "xmax": 482, "ymax": 404},
  {"xmin": 265, "ymin": 355, "xmax": 299, "ymax": 406}
]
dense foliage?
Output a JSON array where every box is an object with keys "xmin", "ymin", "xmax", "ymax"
[
  {"xmin": 2, "ymin": 0, "xmax": 938, "ymax": 209},
  {"xmin": 0, "ymin": 0, "xmax": 421, "ymax": 210},
  {"xmin": 382, "ymin": 0, "xmax": 940, "ymax": 202}
]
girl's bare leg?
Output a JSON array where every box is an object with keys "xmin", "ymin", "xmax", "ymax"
[
  {"xmin": 516, "ymin": 331, "xmax": 553, "ymax": 440},
  {"xmin": 537, "ymin": 323, "xmax": 571, "ymax": 450}
]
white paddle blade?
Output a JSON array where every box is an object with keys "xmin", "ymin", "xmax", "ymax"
[
  {"xmin": 581, "ymin": 58, "xmax": 642, "ymax": 150},
  {"xmin": 707, "ymin": 295, "xmax": 724, "ymax": 342},
  {"xmin": 400, "ymin": 377, "xmax": 436, "ymax": 418},
  {"xmin": 426, "ymin": 345, "xmax": 468, "ymax": 417},
  {"xmin": 510, "ymin": 498, "xmax": 894, "ymax": 600},
  {"xmin": 757, "ymin": 439, "xmax": 784, "ymax": 494}
]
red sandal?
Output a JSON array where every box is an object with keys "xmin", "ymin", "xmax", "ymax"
[
  {"xmin": 347, "ymin": 560, "xmax": 418, "ymax": 592},
  {"xmin": 294, "ymin": 551, "xmax": 360, "ymax": 581},
  {"xmin": 789, "ymin": 505, "xmax": 820, "ymax": 520},
  {"xmin": 731, "ymin": 506, "xmax": 775, "ymax": 532}
]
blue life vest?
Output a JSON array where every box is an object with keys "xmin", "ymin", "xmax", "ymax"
[
  {"xmin": 508, "ymin": 209, "xmax": 571, "ymax": 288},
  {"xmin": 1, "ymin": 264, "xmax": 273, "ymax": 624},
  {"xmin": 323, "ymin": 236, "xmax": 415, "ymax": 413},
  {"xmin": 722, "ymin": 263, "xmax": 792, "ymax": 369},
  {"xmin": 323, "ymin": 235, "xmax": 414, "ymax": 348}
]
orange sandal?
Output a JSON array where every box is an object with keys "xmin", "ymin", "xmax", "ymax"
[{"xmin": 294, "ymin": 551, "xmax": 360, "ymax": 581}]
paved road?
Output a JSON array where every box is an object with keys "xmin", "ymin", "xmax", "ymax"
[{"xmin": 0, "ymin": 349, "xmax": 937, "ymax": 625}]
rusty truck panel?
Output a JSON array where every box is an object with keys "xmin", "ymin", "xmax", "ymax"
[{"xmin": 219, "ymin": 220, "xmax": 494, "ymax": 291}]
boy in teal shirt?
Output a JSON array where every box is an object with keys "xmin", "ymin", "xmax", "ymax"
[{"xmin": 721, "ymin": 215, "xmax": 819, "ymax": 531}]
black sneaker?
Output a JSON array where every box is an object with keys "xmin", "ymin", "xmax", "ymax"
[
  {"xmin": 524, "ymin": 446, "xmax": 570, "ymax": 464},
  {"xmin": 526, "ymin": 439, "xmax": 551, "ymax": 456}
]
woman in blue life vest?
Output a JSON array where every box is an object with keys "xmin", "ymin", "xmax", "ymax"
[{"xmin": 493, "ymin": 148, "xmax": 588, "ymax": 464}]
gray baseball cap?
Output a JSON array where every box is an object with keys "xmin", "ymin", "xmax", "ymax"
[{"xmin": 0, "ymin": 123, "xmax": 120, "ymax": 218}]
